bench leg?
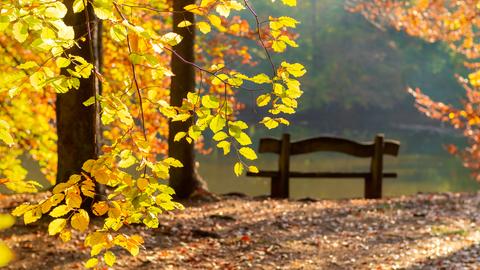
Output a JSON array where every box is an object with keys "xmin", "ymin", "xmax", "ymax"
[
  {"xmin": 271, "ymin": 176, "xmax": 280, "ymax": 198},
  {"xmin": 365, "ymin": 175, "xmax": 382, "ymax": 199},
  {"xmin": 271, "ymin": 176, "xmax": 288, "ymax": 199}
]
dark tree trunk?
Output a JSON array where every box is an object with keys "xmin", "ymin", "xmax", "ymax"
[
  {"xmin": 56, "ymin": 1, "xmax": 100, "ymax": 183},
  {"xmin": 169, "ymin": 0, "xmax": 208, "ymax": 199}
]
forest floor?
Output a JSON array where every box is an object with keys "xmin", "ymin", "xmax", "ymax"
[{"xmin": 1, "ymin": 192, "xmax": 480, "ymax": 269}]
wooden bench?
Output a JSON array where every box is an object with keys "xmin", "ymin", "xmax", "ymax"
[{"xmin": 246, "ymin": 133, "xmax": 400, "ymax": 199}]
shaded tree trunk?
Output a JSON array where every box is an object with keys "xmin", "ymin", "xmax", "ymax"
[
  {"xmin": 169, "ymin": 0, "xmax": 208, "ymax": 198},
  {"xmin": 56, "ymin": 2, "xmax": 100, "ymax": 183}
]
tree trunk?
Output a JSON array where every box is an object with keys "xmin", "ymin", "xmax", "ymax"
[
  {"xmin": 56, "ymin": 2, "xmax": 100, "ymax": 183},
  {"xmin": 169, "ymin": 0, "xmax": 208, "ymax": 199}
]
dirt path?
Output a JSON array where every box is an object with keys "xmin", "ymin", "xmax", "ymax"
[{"xmin": 1, "ymin": 192, "xmax": 480, "ymax": 269}]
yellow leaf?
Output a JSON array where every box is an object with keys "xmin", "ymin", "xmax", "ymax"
[
  {"xmin": 281, "ymin": 62, "xmax": 306, "ymax": 77},
  {"xmin": 174, "ymin": 132, "xmax": 187, "ymax": 142},
  {"xmin": 213, "ymin": 131, "xmax": 228, "ymax": 141},
  {"xmin": 0, "ymin": 129, "xmax": 14, "ymax": 146},
  {"xmin": 85, "ymin": 258, "xmax": 98, "ymax": 268},
  {"xmin": 66, "ymin": 192, "xmax": 82, "ymax": 209},
  {"xmin": 208, "ymin": 14, "xmax": 223, "ymax": 31},
  {"xmin": 71, "ymin": 209, "xmax": 89, "ymax": 232},
  {"xmin": 60, "ymin": 230, "xmax": 71, "ymax": 242},
  {"xmin": 52, "ymin": 182, "xmax": 72, "ymax": 194},
  {"xmin": 12, "ymin": 21, "xmax": 28, "ymax": 43},
  {"xmin": 48, "ymin": 218, "xmax": 67, "ymax": 235},
  {"xmin": 92, "ymin": 201, "xmax": 109, "ymax": 216},
  {"xmin": 0, "ymin": 241, "xmax": 13, "ymax": 267},
  {"xmin": 137, "ymin": 178, "xmax": 149, "ymax": 191},
  {"xmin": 197, "ymin": 21, "xmax": 211, "ymax": 34},
  {"xmin": 161, "ymin": 32, "xmax": 183, "ymax": 46},
  {"xmin": 248, "ymin": 166, "xmax": 259, "ymax": 173},
  {"xmin": 256, "ymin": 94, "xmax": 271, "ymax": 107},
  {"xmin": 210, "ymin": 114, "xmax": 226, "ymax": 133},
  {"xmin": 250, "ymin": 74, "xmax": 271, "ymax": 84},
  {"xmin": 104, "ymin": 251, "xmax": 116, "ymax": 266},
  {"xmin": 216, "ymin": 4, "xmax": 231, "ymax": 17},
  {"xmin": 72, "ymin": 0, "xmax": 85, "ymax": 13},
  {"xmin": 201, "ymin": 95, "xmax": 220, "ymax": 109},
  {"xmin": 24, "ymin": 208, "xmax": 42, "ymax": 224},
  {"xmin": 239, "ymin": 147, "xmax": 258, "ymax": 160},
  {"xmin": 164, "ymin": 158, "xmax": 183, "ymax": 168},
  {"xmin": 82, "ymin": 159, "xmax": 96, "ymax": 173},
  {"xmin": 49, "ymin": 193, "xmax": 65, "ymax": 206},
  {"xmin": 0, "ymin": 214, "xmax": 15, "ymax": 230},
  {"xmin": 178, "ymin": 20, "xmax": 193, "ymax": 27},
  {"xmin": 11, "ymin": 204, "xmax": 34, "ymax": 217},
  {"xmin": 41, "ymin": 200, "xmax": 53, "ymax": 214},
  {"xmin": 49, "ymin": 205, "xmax": 72, "ymax": 218},
  {"xmin": 234, "ymin": 162, "xmax": 244, "ymax": 176},
  {"xmin": 282, "ymin": 0, "xmax": 297, "ymax": 6},
  {"xmin": 234, "ymin": 132, "xmax": 252, "ymax": 146},
  {"xmin": 45, "ymin": 2, "xmax": 67, "ymax": 18},
  {"xmin": 261, "ymin": 117, "xmax": 279, "ymax": 129},
  {"xmin": 272, "ymin": 40, "xmax": 287, "ymax": 52},
  {"xmin": 217, "ymin": 141, "xmax": 231, "ymax": 155}
]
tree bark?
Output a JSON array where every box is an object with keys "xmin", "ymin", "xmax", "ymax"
[
  {"xmin": 169, "ymin": 0, "xmax": 208, "ymax": 199},
  {"xmin": 56, "ymin": 1, "xmax": 100, "ymax": 183}
]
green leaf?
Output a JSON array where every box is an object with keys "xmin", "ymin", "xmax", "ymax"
[{"xmin": 239, "ymin": 147, "xmax": 257, "ymax": 160}]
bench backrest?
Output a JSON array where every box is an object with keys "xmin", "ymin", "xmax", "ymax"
[
  {"xmin": 258, "ymin": 135, "xmax": 400, "ymax": 157},
  {"xmin": 256, "ymin": 133, "xmax": 400, "ymax": 199}
]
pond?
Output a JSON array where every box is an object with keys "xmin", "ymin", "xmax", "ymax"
[{"xmin": 7, "ymin": 123, "xmax": 480, "ymax": 199}]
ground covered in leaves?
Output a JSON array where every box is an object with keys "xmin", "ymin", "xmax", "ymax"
[{"xmin": 1, "ymin": 192, "xmax": 480, "ymax": 269}]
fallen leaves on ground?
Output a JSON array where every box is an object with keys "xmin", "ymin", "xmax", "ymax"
[{"xmin": 1, "ymin": 192, "xmax": 480, "ymax": 269}]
